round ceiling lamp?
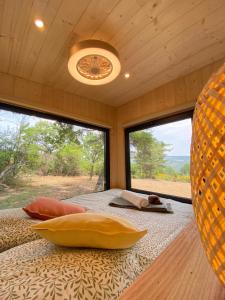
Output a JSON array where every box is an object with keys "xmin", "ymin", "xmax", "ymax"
[{"xmin": 68, "ymin": 40, "xmax": 121, "ymax": 85}]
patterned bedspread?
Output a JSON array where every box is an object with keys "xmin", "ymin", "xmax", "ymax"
[
  {"xmin": 0, "ymin": 208, "xmax": 41, "ymax": 252},
  {"xmin": 0, "ymin": 189, "xmax": 193, "ymax": 300}
]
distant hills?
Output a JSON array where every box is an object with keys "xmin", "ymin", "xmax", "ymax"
[{"xmin": 165, "ymin": 156, "xmax": 190, "ymax": 171}]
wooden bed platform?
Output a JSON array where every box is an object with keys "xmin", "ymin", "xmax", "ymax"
[{"xmin": 119, "ymin": 221, "xmax": 225, "ymax": 300}]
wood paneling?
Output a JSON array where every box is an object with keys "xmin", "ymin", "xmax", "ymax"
[
  {"xmin": 1, "ymin": 0, "xmax": 225, "ymax": 107},
  {"xmin": 0, "ymin": 72, "xmax": 115, "ymax": 126},
  {"xmin": 119, "ymin": 221, "xmax": 225, "ymax": 300},
  {"xmin": 115, "ymin": 58, "xmax": 224, "ymax": 188}
]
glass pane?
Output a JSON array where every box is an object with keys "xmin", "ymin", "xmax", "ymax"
[
  {"xmin": 130, "ymin": 118, "xmax": 192, "ymax": 198},
  {"xmin": 0, "ymin": 109, "xmax": 106, "ymax": 210}
]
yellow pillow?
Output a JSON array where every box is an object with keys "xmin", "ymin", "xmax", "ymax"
[{"xmin": 31, "ymin": 212, "xmax": 147, "ymax": 249}]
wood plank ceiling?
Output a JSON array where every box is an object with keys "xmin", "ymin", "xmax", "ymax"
[{"xmin": 0, "ymin": 0, "xmax": 225, "ymax": 107}]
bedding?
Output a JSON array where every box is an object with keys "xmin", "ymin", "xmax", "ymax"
[
  {"xmin": 0, "ymin": 189, "xmax": 193, "ymax": 299},
  {"xmin": 120, "ymin": 189, "xmax": 149, "ymax": 208},
  {"xmin": 32, "ymin": 212, "xmax": 147, "ymax": 249},
  {"xmin": 23, "ymin": 196, "xmax": 86, "ymax": 220},
  {"xmin": 0, "ymin": 208, "xmax": 41, "ymax": 252}
]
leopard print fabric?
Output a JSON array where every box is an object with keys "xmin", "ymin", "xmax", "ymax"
[{"xmin": 0, "ymin": 208, "xmax": 41, "ymax": 252}]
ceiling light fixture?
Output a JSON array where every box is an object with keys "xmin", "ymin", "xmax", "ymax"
[
  {"xmin": 34, "ymin": 19, "xmax": 44, "ymax": 29},
  {"xmin": 68, "ymin": 40, "xmax": 121, "ymax": 85},
  {"xmin": 124, "ymin": 73, "xmax": 130, "ymax": 79}
]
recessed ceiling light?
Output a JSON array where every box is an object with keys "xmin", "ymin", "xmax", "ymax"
[
  {"xmin": 124, "ymin": 73, "xmax": 130, "ymax": 79},
  {"xmin": 34, "ymin": 19, "xmax": 44, "ymax": 29}
]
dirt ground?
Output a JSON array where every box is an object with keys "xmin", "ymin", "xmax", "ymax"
[
  {"xmin": 0, "ymin": 175, "xmax": 98, "ymax": 209},
  {"xmin": 0, "ymin": 175, "xmax": 191, "ymax": 210},
  {"xmin": 132, "ymin": 178, "xmax": 191, "ymax": 198}
]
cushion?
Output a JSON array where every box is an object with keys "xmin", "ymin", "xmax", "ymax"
[
  {"xmin": 31, "ymin": 212, "xmax": 147, "ymax": 249},
  {"xmin": 23, "ymin": 197, "xmax": 86, "ymax": 220}
]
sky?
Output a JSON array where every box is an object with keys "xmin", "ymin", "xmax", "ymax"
[
  {"xmin": 146, "ymin": 118, "xmax": 192, "ymax": 156},
  {"xmin": 0, "ymin": 110, "xmax": 192, "ymax": 156},
  {"xmin": 0, "ymin": 110, "xmax": 41, "ymax": 130},
  {"xmin": 0, "ymin": 109, "xmax": 99, "ymax": 134}
]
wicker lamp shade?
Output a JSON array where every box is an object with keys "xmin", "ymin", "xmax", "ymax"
[{"xmin": 191, "ymin": 63, "xmax": 225, "ymax": 286}]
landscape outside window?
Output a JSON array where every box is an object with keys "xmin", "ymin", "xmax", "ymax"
[
  {"xmin": 129, "ymin": 117, "xmax": 192, "ymax": 199},
  {"xmin": 0, "ymin": 108, "xmax": 106, "ymax": 210}
]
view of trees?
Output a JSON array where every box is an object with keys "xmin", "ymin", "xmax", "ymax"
[
  {"xmin": 0, "ymin": 110, "xmax": 191, "ymax": 208},
  {"xmin": 0, "ymin": 113, "xmax": 105, "ymax": 192},
  {"xmin": 130, "ymin": 130, "xmax": 190, "ymax": 183}
]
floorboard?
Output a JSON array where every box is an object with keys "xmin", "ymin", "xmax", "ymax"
[{"xmin": 119, "ymin": 221, "xmax": 225, "ymax": 300}]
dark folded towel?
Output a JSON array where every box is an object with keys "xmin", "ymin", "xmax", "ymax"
[
  {"xmin": 148, "ymin": 195, "xmax": 162, "ymax": 205},
  {"xmin": 109, "ymin": 197, "xmax": 173, "ymax": 213}
]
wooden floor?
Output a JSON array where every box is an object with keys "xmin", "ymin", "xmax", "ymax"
[{"xmin": 119, "ymin": 221, "xmax": 225, "ymax": 300}]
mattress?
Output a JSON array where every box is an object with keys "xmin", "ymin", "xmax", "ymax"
[{"xmin": 0, "ymin": 189, "xmax": 193, "ymax": 299}]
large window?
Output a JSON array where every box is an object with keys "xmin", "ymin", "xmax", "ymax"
[
  {"xmin": 125, "ymin": 111, "xmax": 193, "ymax": 202},
  {"xmin": 0, "ymin": 104, "xmax": 109, "ymax": 210}
]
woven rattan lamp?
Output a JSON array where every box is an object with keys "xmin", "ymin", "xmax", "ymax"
[{"xmin": 191, "ymin": 63, "xmax": 225, "ymax": 286}]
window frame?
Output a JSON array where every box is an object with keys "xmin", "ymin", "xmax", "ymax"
[
  {"xmin": 0, "ymin": 102, "xmax": 110, "ymax": 191},
  {"xmin": 125, "ymin": 110, "xmax": 194, "ymax": 204}
]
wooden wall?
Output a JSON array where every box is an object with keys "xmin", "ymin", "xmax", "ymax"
[
  {"xmin": 0, "ymin": 72, "xmax": 117, "ymax": 187},
  {"xmin": 115, "ymin": 58, "xmax": 225, "ymax": 189}
]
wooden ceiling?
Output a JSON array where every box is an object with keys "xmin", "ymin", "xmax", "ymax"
[{"xmin": 0, "ymin": 0, "xmax": 225, "ymax": 107}]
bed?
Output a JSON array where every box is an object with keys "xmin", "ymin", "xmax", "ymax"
[
  {"xmin": 0, "ymin": 189, "xmax": 193, "ymax": 299},
  {"xmin": 0, "ymin": 207, "xmax": 41, "ymax": 252}
]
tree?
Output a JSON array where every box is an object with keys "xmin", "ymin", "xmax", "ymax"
[
  {"xmin": 0, "ymin": 117, "xmax": 29, "ymax": 185},
  {"xmin": 82, "ymin": 131, "xmax": 104, "ymax": 180},
  {"xmin": 53, "ymin": 143, "xmax": 83, "ymax": 176},
  {"xmin": 51, "ymin": 122, "xmax": 82, "ymax": 146},
  {"xmin": 22, "ymin": 121, "xmax": 60, "ymax": 154},
  {"xmin": 21, "ymin": 121, "xmax": 83, "ymax": 176},
  {"xmin": 0, "ymin": 112, "xmax": 105, "ymax": 190},
  {"xmin": 130, "ymin": 130, "xmax": 169, "ymax": 178},
  {"xmin": 180, "ymin": 163, "xmax": 190, "ymax": 175},
  {"xmin": 95, "ymin": 166, "xmax": 105, "ymax": 192}
]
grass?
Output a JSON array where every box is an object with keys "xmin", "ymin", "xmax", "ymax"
[
  {"xmin": 132, "ymin": 178, "xmax": 191, "ymax": 198},
  {"xmin": 0, "ymin": 175, "xmax": 191, "ymax": 210},
  {"xmin": 0, "ymin": 175, "xmax": 98, "ymax": 210}
]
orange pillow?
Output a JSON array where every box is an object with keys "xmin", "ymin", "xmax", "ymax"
[{"xmin": 23, "ymin": 197, "xmax": 86, "ymax": 220}]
